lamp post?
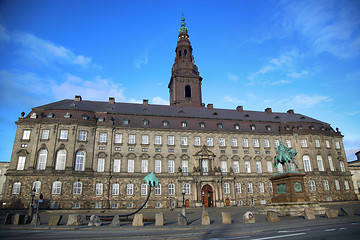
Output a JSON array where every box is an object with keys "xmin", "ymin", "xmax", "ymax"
[
  {"xmin": 29, "ymin": 187, "xmax": 36, "ymax": 218},
  {"xmin": 181, "ymin": 185, "xmax": 186, "ymax": 207}
]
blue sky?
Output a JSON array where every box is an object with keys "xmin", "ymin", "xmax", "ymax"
[{"xmin": 0, "ymin": 0, "xmax": 359, "ymax": 162}]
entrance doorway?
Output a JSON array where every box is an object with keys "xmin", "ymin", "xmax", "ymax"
[
  {"xmin": 185, "ymin": 199, "xmax": 190, "ymax": 207},
  {"xmin": 202, "ymin": 184, "xmax": 214, "ymax": 207},
  {"xmin": 225, "ymin": 198, "xmax": 230, "ymax": 206}
]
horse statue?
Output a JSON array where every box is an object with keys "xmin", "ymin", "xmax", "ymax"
[{"xmin": 274, "ymin": 141, "xmax": 298, "ymax": 173}]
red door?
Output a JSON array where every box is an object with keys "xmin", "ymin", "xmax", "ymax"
[
  {"xmin": 225, "ymin": 198, "xmax": 230, "ymax": 206},
  {"xmin": 202, "ymin": 184, "xmax": 214, "ymax": 207},
  {"xmin": 185, "ymin": 199, "xmax": 190, "ymax": 207}
]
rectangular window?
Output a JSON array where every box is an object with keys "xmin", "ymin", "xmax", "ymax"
[
  {"xmin": 247, "ymin": 183, "xmax": 253, "ymax": 193},
  {"xmin": 141, "ymin": 160, "xmax": 148, "ymax": 173},
  {"xmin": 245, "ymin": 161, "xmax": 251, "ymax": 173},
  {"xmin": 155, "ymin": 185, "xmax": 161, "ymax": 195},
  {"xmin": 259, "ymin": 182, "xmax": 264, "ymax": 193},
  {"xmin": 335, "ymin": 180, "xmax": 340, "ymax": 190},
  {"xmin": 233, "ymin": 161, "xmax": 239, "ymax": 173},
  {"xmin": 182, "ymin": 161, "xmax": 188, "ymax": 173},
  {"xmin": 95, "ymin": 183, "xmax": 103, "ymax": 195},
  {"xmin": 155, "ymin": 160, "xmax": 162, "ymax": 173},
  {"xmin": 60, "ymin": 130, "xmax": 68, "ymax": 140},
  {"xmin": 52, "ymin": 182, "xmax": 61, "ymax": 194},
  {"xmin": 316, "ymin": 155, "xmax": 324, "ymax": 171},
  {"xmin": 168, "ymin": 136, "xmax": 174, "ymax": 145},
  {"xmin": 79, "ymin": 131, "xmax": 87, "ymax": 141},
  {"xmin": 303, "ymin": 156, "xmax": 312, "ymax": 172},
  {"xmin": 267, "ymin": 161, "xmax": 273, "ymax": 173},
  {"xmin": 112, "ymin": 183, "xmax": 119, "ymax": 195},
  {"xmin": 207, "ymin": 138, "xmax": 213, "ymax": 146},
  {"xmin": 12, "ymin": 182, "xmax": 21, "ymax": 194},
  {"xmin": 285, "ymin": 140, "xmax": 291, "ymax": 148},
  {"xmin": 127, "ymin": 184, "xmax": 133, "ymax": 195},
  {"xmin": 194, "ymin": 137, "xmax": 200, "ymax": 146},
  {"xmin": 201, "ymin": 160, "xmax": 209, "ymax": 173},
  {"xmin": 344, "ymin": 180, "xmax": 350, "ymax": 190},
  {"xmin": 142, "ymin": 135, "xmax": 149, "ymax": 144},
  {"xmin": 128, "ymin": 134, "xmax": 136, "ymax": 144},
  {"xmin": 340, "ymin": 161, "xmax": 345, "ymax": 172},
  {"xmin": 17, "ymin": 156, "xmax": 26, "ymax": 170},
  {"xmin": 301, "ymin": 139, "xmax": 308, "ymax": 148},
  {"xmin": 113, "ymin": 159, "xmax": 121, "ymax": 172},
  {"xmin": 127, "ymin": 160, "xmax": 134, "ymax": 173},
  {"xmin": 264, "ymin": 139, "xmax": 270, "ymax": 148},
  {"xmin": 100, "ymin": 133, "xmax": 107, "ymax": 143},
  {"xmin": 115, "ymin": 134, "xmax": 122, "ymax": 143},
  {"xmin": 253, "ymin": 139, "xmax": 259, "ymax": 148},
  {"xmin": 243, "ymin": 138, "xmax": 249, "ymax": 147},
  {"xmin": 97, "ymin": 159, "xmax": 105, "ymax": 172},
  {"xmin": 274, "ymin": 140, "xmax": 280, "ymax": 148},
  {"xmin": 141, "ymin": 184, "xmax": 147, "ymax": 195},
  {"xmin": 231, "ymin": 138, "xmax": 238, "ymax": 147},
  {"xmin": 42, "ymin": 130, "xmax": 50, "ymax": 139},
  {"xmin": 221, "ymin": 161, "xmax": 227, "ymax": 173},
  {"xmin": 224, "ymin": 183, "xmax": 230, "ymax": 194},
  {"xmin": 326, "ymin": 140, "xmax": 330, "ymax": 148},
  {"xmin": 235, "ymin": 183, "xmax": 241, "ymax": 194},
  {"xmin": 155, "ymin": 136, "xmax": 162, "ymax": 145},
  {"xmin": 181, "ymin": 137, "xmax": 188, "ymax": 146},
  {"xmin": 256, "ymin": 161, "xmax": 262, "ymax": 173},
  {"xmin": 335, "ymin": 141, "xmax": 340, "ymax": 149},
  {"xmin": 22, "ymin": 130, "xmax": 31, "ymax": 140},
  {"xmin": 323, "ymin": 180, "xmax": 329, "ymax": 191},
  {"xmin": 328, "ymin": 156, "xmax": 334, "ymax": 171},
  {"xmin": 219, "ymin": 138, "xmax": 226, "ymax": 147},
  {"xmin": 168, "ymin": 160, "xmax": 174, "ymax": 173},
  {"xmin": 168, "ymin": 184, "xmax": 175, "ymax": 195},
  {"xmin": 315, "ymin": 139, "xmax": 320, "ymax": 148}
]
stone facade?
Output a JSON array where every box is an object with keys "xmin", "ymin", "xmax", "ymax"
[
  {"xmin": 1, "ymin": 17, "xmax": 356, "ymax": 210},
  {"xmin": 348, "ymin": 152, "xmax": 360, "ymax": 200},
  {"xmin": 0, "ymin": 162, "xmax": 10, "ymax": 201}
]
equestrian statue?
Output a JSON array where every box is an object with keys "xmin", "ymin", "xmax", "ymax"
[{"xmin": 274, "ymin": 141, "xmax": 298, "ymax": 174}]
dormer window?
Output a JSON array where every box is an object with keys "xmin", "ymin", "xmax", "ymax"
[
  {"xmin": 143, "ymin": 119, "xmax": 150, "ymax": 126},
  {"xmin": 47, "ymin": 113, "xmax": 54, "ymax": 118},
  {"xmin": 64, "ymin": 112, "xmax": 71, "ymax": 118},
  {"xmin": 163, "ymin": 120, "xmax": 169, "ymax": 127},
  {"xmin": 234, "ymin": 123, "xmax": 240, "ymax": 130},
  {"xmin": 30, "ymin": 113, "xmax": 37, "ymax": 119},
  {"xmin": 298, "ymin": 125, "xmax": 303, "ymax": 130},
  {"xmin": 310, "ymin": 125, "xmax": 315, "ymax": 130},
  {"xmin": 82, "ymin": 114, "xmax": 89, "ymax": 120},
  {"xmin": 285, "ymin": 125, "xmax": 290, "ymax": 131},
  {"xmin": 251, "ymin": 124, "xmax": 256, "ymax": 131},
  {"xmin": 123, "ymin": 119, "xmax": 129, "ymax": 125},
  {"xmin": 274, "ymin": 116, "xmax": 279, "ymax": 119},
  {"xmin": 182, "ymin": 121, "xmax": 187, "ymax": 128},
  {"xmin": 266, "ymin": 125, "xmax": 272, "ymax": 131},
  {"xmin": 199, "ymin": 122, "xmax": 205, "ymax": 128},
  {"xmin": 245, "ymin": 114, "xmax": 250, "ymax": 118},
  {"xmin": 217, "ymin": 123, "xmax": 223, "ymax": 129},
  {"xmin": 213, "ymin": 112, "xmax": 218, "ymax": 116},
  {"xmin": 98, "ymin": 117, "xmax": 105, "ymax": 122},
  {"xmin": 321, "ymin": 126, "xmax": 325, "ymax": 131}
]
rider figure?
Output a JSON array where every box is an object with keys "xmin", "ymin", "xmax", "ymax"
[{"xmin": 277, "ymin": 141, "xmax": 287, "ymax": 165}]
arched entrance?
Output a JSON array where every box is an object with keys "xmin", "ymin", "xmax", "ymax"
[
  {"xmin": 225, "ymin": 198, "xmax": 230, "ymax": 206},
  {"xmin": 185, "ymin": 199, "xmax": 190, "ymax": 207},
  {"xmin": 201, "ymin": 184, "xmax": 214, "ymax": 207}
]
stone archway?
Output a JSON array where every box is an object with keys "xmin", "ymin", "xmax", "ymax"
[{"xmin": 201, "ymin": 184, "xmax": 214, "ymax": 207}]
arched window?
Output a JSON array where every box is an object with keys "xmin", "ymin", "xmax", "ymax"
[
  {"xmin": 55, "ymin": 150, "xmax": 66, "ymax": 170},
  {"xmin": 37, "ymin": 149, "xmax": 47, "ymax": 170},
  {"xmin": 95, "ymin": 183, "xmax": 103, "ymax": 195},
  {"xmin": 12, "ymin": 182, "xmax": 21, "ymax": 194},
  {"xmin": 112, "ymin": 183, "xmax": 119, "ymax": 195},
  {"xmin": 303, "ymin": 155, "xmax": 312, "ymax": 172},
  {"xmin": 308, "ymin": 180, "xmax": 316, "ymax": 191},
  {"xmin": 155, "ymin": 184, "xmax": 161, "ymax": 195},
  {"xmin": 184, "ymin": 183, "xmax": 191, "ymax": 194},
  {"xmin": 224, "ymin": 183, "xmax": 230, "ymax": 194},
  {"xmin": 74, "ymin": 151, "xmax": 85, "ymax": 171},
  {"xmin": 184, "ymin": 49, "xmax": 187, "ymax": 56},
  {"xmin": 179, "ymin": 50, "xmax": 182, "ymax": 57},
  {"xmin": 52, "ymin": 181, "xmax": 61, "ymax": 194},
  {"xmin": 32, "ymin": 181, "xmax": 41, "ymax": 194},
  {"xmin": 73, "ymin": 182, "xmax": 82, "ymax": 194},
  {"xmin": 168, "ymin": 183, "xmax": 175, "ymax": 195},
  {"xmin": 185, "ymin": 85, "xmax": 191, "ymax": 98}
]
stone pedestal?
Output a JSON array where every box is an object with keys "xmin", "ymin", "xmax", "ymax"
[{"xmin": 270, "ymin": 172, "xmax": 309, "ymax": 203}]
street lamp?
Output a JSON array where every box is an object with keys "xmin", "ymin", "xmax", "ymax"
[
  {"xmin": 29, "ymin": 187, "xmax": 36, "ymax": 218},
  {"xmin": 181, "ymin": 184, "xmax": 186, "ymax": 207}
]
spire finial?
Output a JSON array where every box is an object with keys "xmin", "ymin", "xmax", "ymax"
[{"xmin": 179, "ymin": 12, "xmax": 188, "ymax": 34}]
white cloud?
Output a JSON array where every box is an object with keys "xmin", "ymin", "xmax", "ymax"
[
  {"xmin": 287, "ymin": 70, "xmax": 309, "ymax": 78},
  {"xmin": 227, "ymin": 74, "xmax": 239, "ymax": 82},
  {"xmin": 151, "ymin": 96, "xmax": 169, "ymax": 105},
  {"xmin": 271, "ymin": 80, "xmax": 291, "ymax": 85},
  {"xmin": 224, "ymin": 96, "xmax": 243, "ymax": 104},
  {"xmin": 279, "ymin": 94, "xmax": 331, "ymax": 109},
  {"xmin": 129, "ymin": 98, "xmax": 142, "ymax": 104},
  {"xmin": 51, "ymin": 74, "xmax": 126, "ymax": 102},
  {"xmin": 134, "ymin": 50, "xmax": 149, "ymax": 69}
]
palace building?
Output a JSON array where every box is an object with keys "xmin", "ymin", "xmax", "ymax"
[{"xmin": 2, "ymin": 17, "xmax": 356, "ymax": 210}]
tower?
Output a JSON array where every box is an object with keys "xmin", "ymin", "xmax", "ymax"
[{"xmin": 168, "ymin": 14, "xmax": 203, "ymax": 107}]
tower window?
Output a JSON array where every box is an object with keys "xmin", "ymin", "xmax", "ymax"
[
  {"xmin": 185, "ymin": 85, "xmax": 191, "ymax": 98},
  {"xmin": 184, "ymin": 49, "xmax": 187, "ymax": 56},
  {"xmin": 179, "ymin": 50, "xmax": 182, "ymax": 57}
]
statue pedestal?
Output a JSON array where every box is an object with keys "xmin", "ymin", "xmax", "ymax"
[
  {"xmin": 270, "ymin": 172, "xmax": 309, "ymax": 203},
  {"xmin": 262, "ymin": 172, "xmax": 328, "ymax": 216}
]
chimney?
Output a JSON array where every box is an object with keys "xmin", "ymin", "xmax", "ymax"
[
  {"xmin": 143, "ymin": 99, "xmax": 148, "ymax": 106},
  {"xmin": 287, "ymin": 109, "xmax": 294, "ymax": 114},
  {"xmin": 75, "ymin": 95, "xmax": 82, "ymax": 101},
  {"xmin": 109, "ymin": 97, "xmax": 115, "ymax": 104},
  {"xmin": 356, "ymin": 151, "xmax": 360, "ymax": 161},
  {"xmin": 236, "ymin": 106, "xmax": 243, "ymax": 111},
  {"xmin": 207, "ymin": 104, "xmax": 213, "ymax": 110},
  {"xmin": 265, "ymin": 108, "xmax": 272, "ymax": 113}
]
